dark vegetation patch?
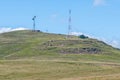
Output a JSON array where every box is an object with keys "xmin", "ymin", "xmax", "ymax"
[
  {"xmin": 59, "ymin": 47, "xmax": 101, "ymax": 54},
  {"xmin": 39, "ymin": 40, "xmax": 102, "ymax": 54}
]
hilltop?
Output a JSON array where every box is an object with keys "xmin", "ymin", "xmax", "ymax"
[
  {"xmin": 0, "ymin": 30, "xmax": 120, "ymax": 80},
  {"xmin": 0, "ymin": 30, "xmax": 120, "ymax": 61}
]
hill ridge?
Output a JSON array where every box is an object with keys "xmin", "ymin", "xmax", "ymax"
[{"xmin": 0, "ymin": 30, "xmax": 120, "ymax": 60}]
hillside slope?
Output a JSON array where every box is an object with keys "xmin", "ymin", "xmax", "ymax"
[
  {"xmin": 0, "ymin": 30, "xmax": 120, "ymax": 61},
  {"xmin": 0, "ymin": 30, "xmax": 120, "ymax": 80}
]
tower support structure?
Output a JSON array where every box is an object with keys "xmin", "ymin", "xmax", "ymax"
[
  {"xmin": 32, "ymin": 16, "xmax": 36, "ymax": 32},
  {"xmin": 68, "ymin": 9, "xmax": 72, "ymax": 38}
]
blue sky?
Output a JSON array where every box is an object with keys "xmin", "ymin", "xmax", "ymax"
[{"xmin": 0, "ymin": 0, "xmax": 120, "ymax": 48}]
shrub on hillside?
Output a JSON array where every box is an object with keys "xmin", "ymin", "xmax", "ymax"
[{"xmin": 79, "ymin": 35, "xmax": 88, "ymax": 39}]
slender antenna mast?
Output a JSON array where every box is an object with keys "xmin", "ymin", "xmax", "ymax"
[
  {"xmin": 32, "ymin": 16, "xmax": 36, "ymax": 31},
  {"xmin": 68, "ymin": 9, "xmax": 72, "ymax": 38}
]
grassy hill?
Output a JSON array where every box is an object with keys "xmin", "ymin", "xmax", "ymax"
[
  {"xmin": 0, "ymin": 30, "xmax": 120, "ymax": 80},
  {"xmin": 0, "ymin": 30, "xmax": 120, "ymax": 61}
]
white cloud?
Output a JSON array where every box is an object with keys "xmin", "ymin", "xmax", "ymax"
[
  {"xmin": 51, "ymin": 14, "xmax": 57, "ymax": 19},
  {"xmin": 0, "ymin": 28, "xmax": 11, "ymax": 33},
  {"xmin": 70, "ymin": 32, "xmax": 83, "ymax": 36},
  {"xmin": 106, "ymin": 40, "xmax": 120, "ymax": 48},
  {"xmin": 0, "ymin": 27, "xmax": 27, "ymax": 33},
  {"xmin": 11, "ymin": 27, "xmax": 27, "ymax": 31},
  {"xmin": 50, "ymin": 14, "xmax": 58, "ymax": 21},
  {"xmin": 93, "ymin": 0, "xmax": 106, "ymax": 6}
]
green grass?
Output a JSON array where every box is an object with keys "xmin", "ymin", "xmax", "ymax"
[
  {"xmin": 0, "ymin": 60, "xmax": 120, "ymax": 80},
  {"xmin": 0, "ymin": 30, "xmax": 119, "ymax": 60},
  {"xmin": 0, "ymin": 30, "xmax": 120, "ymax": 80}
]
